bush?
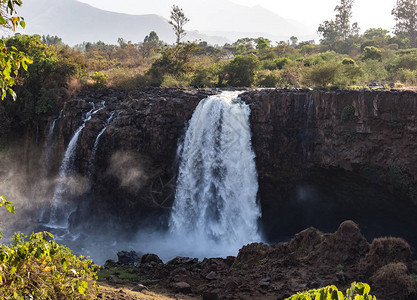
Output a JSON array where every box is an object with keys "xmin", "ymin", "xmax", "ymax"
[
  {"xmin": 362, "ymin": 46, "xmax": 382, "ymax": 61},
  {"xmin": 225, "ymin": 54, "xmax": 260, "ymax": 86},
  {"xmin": 0, "ymin": 232, "xmax": 98, "ymax": 299},
  {"xmin": 286, "ymin": 282, "xmax": 376, "ymax": 300},
  {"xmin": 359, "ymin": 59, "xmax": 388, "ymax": 82},
  {"xmin": 304, "ymin": 61, "xmax": 340, "ymax": 88},
  {"xmin": 160, "ymin": 74, "xmax": 191, "ymax": 88},
  {"xmin": 90, "ymin": 71, "xmax": 108, "ymax": 87},
  {"xmin": 190, "ymin": 65, "xmax": 219, "ymax": 88},
  {"xmin": 257, "ymin": 70, "xmax": 283, "ymax": 87},
  {"xmin": 393, "ymin": 68, "xmax": 417, "ymax": 85},
  {"xmin": 147, "ymin": 43, "xmax": 198, "ymax": 86}
]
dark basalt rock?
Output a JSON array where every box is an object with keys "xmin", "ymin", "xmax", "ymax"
[
  {"xmin": 117, "ymin": 250, "xmax": 141, "ymax": 266},
  {"xmin": 128, "ymin": 221, "xmax": 416, "ymax": 299}
]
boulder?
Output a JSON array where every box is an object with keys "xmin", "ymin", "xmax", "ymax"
[
  {"xmin": 171, "ymin": 281, "xmax": 191, "ymax": 293},
  {"xmin": 117, "ymin": 250, "xmax": 141, "ymax": 265},
  {"xmin": 141, "ymin": 253, "xmax": 163, "ymax": 265}
]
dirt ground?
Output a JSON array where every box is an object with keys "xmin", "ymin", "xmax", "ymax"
[{"xmin": 97, "ymin": 281, "xmax": 198, "ymax": 300}]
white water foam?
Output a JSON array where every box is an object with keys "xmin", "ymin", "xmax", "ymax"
[{"xmin": 162, "ymin": 91, "xmax": 261, "ymax": 259}]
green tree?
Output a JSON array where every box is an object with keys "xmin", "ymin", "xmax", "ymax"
[
  {"xmin": 335, "ymin": 0, "xmax": 359, "ymax": 40},
  {"xmin": 147, "ymin": 42, "xmax": 197, "ymax": 86},
  {"xmin": 392, "ymin": 0, "xmax": 417, "ymax": 48},
  {"xmin": 144, "ymin": 31, "xmax": 159, "ymax": 43},
  {"xmin": 169, "ymin": 5, "xmax": 189, "ymax": 45},
  {"xmin": 290, "ymin": 36, "xmax": 298, "ymax": 47},
  {"xmin": 42, "ymin": 34, "xmax": 63, "ymax": 47},
  {"xmin": 139, "ymin": 31, "xmax": 162, "ymax": 58},
  {"xmin": 256, "ymin": 37, "xmax": 271, "ymax": 51},
  {"xmin": 117, "ymin": 37, "xmax": 129, "ymax": 49},
  {"xmin": 318, "ymin": 20, "xmax": 340, "ymax": 45},
  {"xmin": 318, "ymin": 0, "xmax": 359, "ymax": 44},
  {"xmin": 225, "ymin": 54, "xmax": 260, "ymax": 86},
  {"xmin": 363, "ymin": 28, "xmax": 390, "ymax": 40}
]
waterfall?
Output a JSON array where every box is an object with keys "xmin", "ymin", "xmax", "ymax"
[
  {"xmin": 88, "ymin": 111, "xmax": 115, "ymax": 177},
  {"xmin": 44, "ymin": 109, "xmax": 63, "ymax": 172},
  {"xmin": 47, "ymin": 101, "xmax": 104, "ymax": 227},
  {"xmin": 168, "ymin": 91, "xmax": 261, "ymax": 257}
]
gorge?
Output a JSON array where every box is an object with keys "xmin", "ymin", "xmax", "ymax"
[{"xmin": 1, "ymin": 87, "xmax": 417, "ymax": 266}]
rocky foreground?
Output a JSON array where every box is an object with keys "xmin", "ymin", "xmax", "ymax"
[{"xmin": 101, "ymin": 221, "xmax": 417, "ymax": 300}]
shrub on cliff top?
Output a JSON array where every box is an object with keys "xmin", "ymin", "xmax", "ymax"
[{"xmin": 225, "ymin": 54, "xmax": 260, "ymax": 86}]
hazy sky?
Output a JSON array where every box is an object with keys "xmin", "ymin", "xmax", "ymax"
[{"xmin": 76, "ymin": 0, "xmax": 397, "ymax": 33}]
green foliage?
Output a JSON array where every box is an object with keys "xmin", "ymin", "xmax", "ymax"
[
  {"xmin": 90, "ymin": 71, "xmax": 108, "ymax": 87},
  {"xmin": 0, "ymin": 195, "xmax": 15, "ymax": 214},
  {"xmin": 0, "ymin": 34, "xmax": 86, "ymax": 131},
  {"xmin": 362, "ymin": 46, "xmax": 382, "ymax": 61},
  {"xmin": 359, "ymin": 59, "xmax": 388, "ymax": 82},
  {"xmin": 257, "ymin": 70, "xmax": 284, "ymax": 87},
  {"xmin": 225, "ymin": 54, "xmax": 260, "ymax": 86},
  {"xmin": 236, "ymin": 44, "xmax": 246, "ymax": 54},
  {"xmin": 190, "ymin": 66, "xmax": 215, "ymax": 87},
  {"xmin": 394, "ymin": 68, "xmax": 417, "ymax": 85},
  {"xmin": 286, "ymin": 282, "xmax": 376, "ymax": 300},
  {"xmin": 0, "ymin": 232, "xmax": 98, "ymax": 299},
  {"xmin": 0, "ymin": 0, "xmax": 31, "ymax": 101},
  {"xmin": 35, "ymin": 87, "xmax": 56, "ymax": 114},
  {"xmin": 160, "ymin": 73, "xmax": 191, "ymax": 88},
  {"xmin": 304, "ymin": 61, "xmax": 340, "ymax": 88},
  {"xmin": 392, "ymin": 0, "xmax": 417, "ymax": 48},
  {"xmin": 393, "ymin": 51, "xmax": 417, "ymax": 71},
  {"xmin": 318, "ymin": 0, "xmax": 359, "ymax": 44},
  {"xmin": 342, "ymin": 58, "xmax": 355, "ymax": 65},
  {"xmin": 42, "ymin": 34, "xmax": 63, "ymax": 47},
  {"xmin": 256, "ymin": 37, "xmax": 271, "ymax": 51},
  {"xmin": 147, "ymin": 42, "xmax": 197, "ymax": 86},
  {"xmin": 363, "ymin": 28, "xmax": 391, "ymax": 40},
  {"xmin": 341, "ymin": 105, "xmax": 356, "ymax": 123}
]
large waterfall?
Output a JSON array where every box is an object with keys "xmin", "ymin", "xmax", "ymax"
[{"xmin": 168, "ymin": 91, "xmax": 261, "ymax": 257}]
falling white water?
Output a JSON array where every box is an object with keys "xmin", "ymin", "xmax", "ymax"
[
  {"xmin": 44, "ymin": 109, "xmax": 63, "ymax": 171},
  {"xmin": 167, "ymin": 91, "xmax": 261, "ymax": 258},
  {"xmin": 88, "ymin": 111, "xmax": 115, "ymax": 177},
  {"xmin": 47, "ymin": 101, "xmax": 104, "ymax": 227}
]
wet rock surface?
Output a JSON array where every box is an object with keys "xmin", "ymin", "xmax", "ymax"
[
  {"xmin": 241, "ymin": 89, "xmax": 417, "ymax": 251},
  {"xmin": 45, "ymin": 87, "xmax": 215, "ymax": 234},
  {"xmin": 104, "ymin": 221, "xmax": 416, "ymax": 299}
]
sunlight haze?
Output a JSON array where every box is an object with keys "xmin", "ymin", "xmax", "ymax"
[{"xmin": 76, "ymin": 0, "xmax": 397, "ymax": 33}]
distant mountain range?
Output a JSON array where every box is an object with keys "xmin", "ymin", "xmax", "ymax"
[{"xmin": 15, "ymin": 0, "xmax": 315, "ymax": 46}]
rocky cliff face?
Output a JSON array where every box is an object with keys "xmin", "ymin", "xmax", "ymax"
[
  {"xmin": 49, "ymin": 88, "xmax": 214, "ymax": 233},
  {"xmin": 3, "ymin": 87, "xmax": 417, "ymax": 249},
  {"xmin": 241, "ymin": 89, "xmax": 417, "ymax": 248}
]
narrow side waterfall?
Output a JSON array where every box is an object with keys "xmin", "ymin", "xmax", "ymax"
[
  {"xmin": 88, "ymin": 111, "xmax": 115, "ymax": 177},
  {"xmin": 44, "ymin": 109, "xmax": 63, "ymax": 172},
  {"xmin": 168, "ymin": 91, "xmax": 261, "ymax": 257},
  {"xmin": 47, "ymin": 102, "xmax": 104, "ymax": 227}
]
